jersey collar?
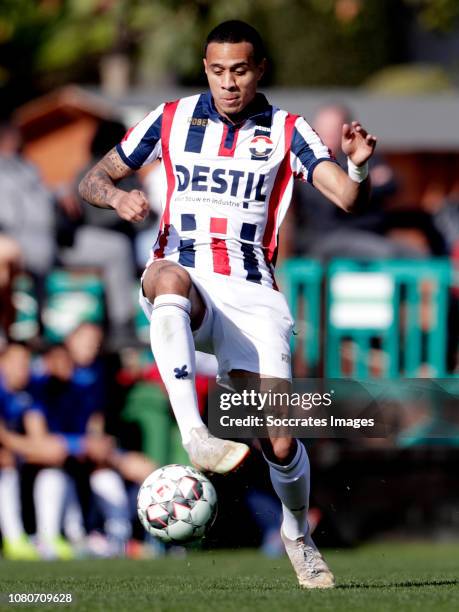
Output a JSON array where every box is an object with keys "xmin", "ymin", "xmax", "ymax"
[{"xmin": 202, "ymin": 91, "xmax": 272, "ymax": 127}]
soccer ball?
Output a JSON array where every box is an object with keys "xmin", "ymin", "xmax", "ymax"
[{"xmin": 137, "ymin": 464, "xmax": 217, "ymax": 543}]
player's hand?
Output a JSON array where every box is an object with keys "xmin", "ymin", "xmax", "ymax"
[
  {"xmin": 111, "ymin": 189, "xmax": 150, "ymax": 223},
  {"xmin": 341, "ymin": 121, "xmax": 377, "ymax": 167}
]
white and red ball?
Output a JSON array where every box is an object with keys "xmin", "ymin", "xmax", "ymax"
[{"xmin": 137, "ymin": 464, "xmax": 217, "ymax": 543}]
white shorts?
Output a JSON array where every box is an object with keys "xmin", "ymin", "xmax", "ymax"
[{"xmin": 139, "ymin": 267, "xmax": 294, "ymax": 385}]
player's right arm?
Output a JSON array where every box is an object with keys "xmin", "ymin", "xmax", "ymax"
[
  {"xmin": 79, "ymin": 102, "xmax": 165, "ymax": 222},
  {"xmin": 78, "ymin": 147, "xmax": 149, "ymax": 223}
]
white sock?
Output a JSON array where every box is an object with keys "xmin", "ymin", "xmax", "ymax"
[
  {"xmin": 265, "ymin": 441, "xmax": 310, "ymax": 540},
  {"xmin": 90, "ymin": 469, "xmax": 129, "ymax": 507},
  {"xmin": 195, "ymin": 351, "xmax": 218, "ymax": 377},
  {"xmin": 62, "ymin": 477, "xmax": 86, "ymax": 543},
  {"xmin": 34, "ymin": 468, "xmax": 67, "ymax": 541},
  {"xmin": 150, "ymin": 294, "xmax": 204, "ymax": 444},
  {"xmin": 90, "ymin": 469, "xmax": 131, "ymax": 546},
  {"xmin": 0, "ymin": 467, "xmax": 25, "ymax": 540}
]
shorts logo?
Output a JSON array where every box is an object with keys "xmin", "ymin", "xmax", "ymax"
[{"xmin": 249, "ymin": 135, "xmax": 273, "ymax": 158}]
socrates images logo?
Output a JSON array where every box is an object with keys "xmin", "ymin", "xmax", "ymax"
[{"xmin": 249, "ymin": 135, "xmax": 274, "ymax": 158}]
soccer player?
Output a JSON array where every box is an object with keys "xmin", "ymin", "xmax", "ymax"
[{"xmin": 79, "ymin": 20, "xmax": 377, "ymax": 588}]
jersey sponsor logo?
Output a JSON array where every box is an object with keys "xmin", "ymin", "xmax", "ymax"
[
  {"xmin": 175, "ymin": 164, "xmax": 267, "ymax": 202},
  {"xmin": 249, "ymin": 135, "xmax": 274, "ymax": 159},
  {"xmin": 187, "ymin": 117, "xmax": 209, "ymax": 126}
]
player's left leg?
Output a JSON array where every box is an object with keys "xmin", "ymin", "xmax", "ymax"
[
  {"xmin": 262, "ymin": 435, "xmax": 334, "ymax": 589},
  {"xmin": 228, "ymin": 370, "xmax": 335, "ymax": 589}
]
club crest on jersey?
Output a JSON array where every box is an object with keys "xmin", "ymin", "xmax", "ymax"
[{"xmin": 249, "ymin": 135, "xmax": 273, "ymax": 158}]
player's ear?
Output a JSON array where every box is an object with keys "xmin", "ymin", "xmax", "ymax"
[
  {"xmin": 203, "ymin": 58, "xmax": 208, "ymax": 75},
  {"xmin": 257, "ymin": 58, "xmax": 266, "ymax": 81}
]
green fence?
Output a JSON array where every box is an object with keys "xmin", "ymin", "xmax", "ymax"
[
  {"xmin": 280, "ymin": 258, "xmax": 455, "ymax": 379},
  {"xmin": 279, "ymin": 259, "xmax": 323, "ymax": 373},
  {"xmin": 43, "ymin": 269, "xmax": 105, "ymax": 342}
]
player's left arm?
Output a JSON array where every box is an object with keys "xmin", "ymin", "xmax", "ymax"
[{"xmin": 312, "ymin": 121, "xmax": 377, "ymax": 213}]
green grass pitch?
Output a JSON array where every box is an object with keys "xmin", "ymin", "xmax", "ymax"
[{"xmin": 0, "ymin": 542, "xmax": 458, "ymax": 611}]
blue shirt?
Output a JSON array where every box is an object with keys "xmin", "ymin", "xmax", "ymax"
[
  {"xmin": 29, "ymin": 361, "xmax": 106, "ymax": 435},
  {"xmin": 0, "ymin": 375, "xmax": 40, "ymax": 432}
]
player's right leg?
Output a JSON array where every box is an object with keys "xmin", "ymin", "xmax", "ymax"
[{"xmin": 141, "ymin": 261, "xmax": 249, "ymax": 474}]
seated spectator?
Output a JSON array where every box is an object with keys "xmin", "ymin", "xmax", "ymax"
[
  {"xmin": 1, "ymin": 331, "xmax": 155, "ymax": 557},
  {"xmin": 0, "ymin": 343, "xmax": 39, "ymax": 559},
  {"xmin": 64, "ymin": 322, "xmax": 155, "ymax": 485}
]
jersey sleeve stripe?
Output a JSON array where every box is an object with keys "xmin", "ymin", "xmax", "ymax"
[
  {"xmin": 290, "ymin": 118, "xmax": 336, "ymax": 182},
  {"xmin": 115, "ymin": 143, "xmax": 140, "ymax": 169},
  {"xmin": 307, "ymin": 157, "xmax": 340, "ymax": 184},
  {"xmin": 117, "ymin": 106, "xmax": 164, "ymax": 169},
  {"xmin": 290, "ymin": 127, "xmax": 317, "ymax": 174},
  {"xmin": 262, "ymin": 112, "xmax": 298, "ymax": 263}
]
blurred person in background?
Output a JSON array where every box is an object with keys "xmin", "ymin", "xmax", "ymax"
[
  {"xmin": 0, "ymin": 122, "xmax": 56, "ymax": 279},
  {"xmin": 290, "ymin": 103, "xmax": 406, "ymax": 260},
  {"xmin": 433, "ymin": 174, "xmax": 459, "ymax": 258},
  {"xmin": 0, "ymin": 343, "xmax": 39, "ymax": 560},
  {"xmin": 0, "ymin": 119, "xmax": 140, "ymax": 345},
  {"xmin": 32, "ymin": 341, "xmax": 132, "ymax": 557},
  {"xmin": 1, "ymin": 333, "xmax": 154, "ymax": 557},
  {"xmin": 63, "ymin": 120, "xmax": 158, "ymax": 344},
  {"xmin": 0, "ymin": 342, "xmax": 81, "ymax": 559},
  {"xmin": 0, "ymin": 234, "xmax": 22, "ymax": 343}
]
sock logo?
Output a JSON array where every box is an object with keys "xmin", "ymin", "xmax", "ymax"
[{"xmin": 174, "ymin": 364, "xmax": 189, "ymax": 379}]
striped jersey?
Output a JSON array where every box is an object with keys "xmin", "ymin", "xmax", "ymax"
[{"xmin": 117, "ymin": 91, "xmax": 335, "ymax": 289}]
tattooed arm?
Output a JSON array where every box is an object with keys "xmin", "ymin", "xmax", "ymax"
[{"xmin": 78, "ymin": 147, "xmax": 149, "ymax": 222}]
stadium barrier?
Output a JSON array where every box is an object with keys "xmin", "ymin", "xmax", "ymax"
[
  {"xmin": 12, "ymin": 259, "xmax": 456, "ymax": 378},
  {"xmin": 9, "ymin": 258, "xmax": 457, "ymax": 458},
  {"xmin": 280, "ymin": 258, "xmax": 455, "ymax": 378},
  {"xmin": 279, "ymin": 259, "xmax": 323, "ymax": 374},
  {"xmin": 43, "ymin": 269, "xmax": 105, "ymax": 342}
]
